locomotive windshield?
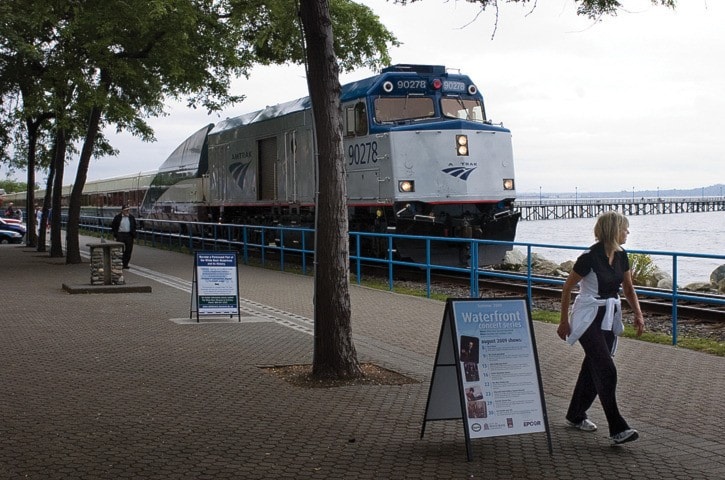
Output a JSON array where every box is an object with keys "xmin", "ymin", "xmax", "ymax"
[
  {"xmin": 374, "ymin": 96, "xmax": 435, "ymax": 123},
  {"xmin": 441, "ymin": 97, "xmax": 486, "ymax": 123},
  {"xmin": 373, "ymin": 96, "xmax": 487, "ymax": 124}
]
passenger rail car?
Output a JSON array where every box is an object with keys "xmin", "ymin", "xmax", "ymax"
[{"xmin": 1, "ymin": 172, "xmax": 154, "ymax": 223}]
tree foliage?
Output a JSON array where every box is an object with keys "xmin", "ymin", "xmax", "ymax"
[
  {"xmin": 394, "ymin": 0, "xmax": 676, "ymax": 19},
  {"xmin": 0, "ymin": 0, "xmax": 398, "ymax": 258},
  {"xmin": 0, "ymin": 179, "xmax": 27, "ymax": 194},
  {"xmin": 237, "ymin": 0, "xmax": 398, "ymax": 72}
]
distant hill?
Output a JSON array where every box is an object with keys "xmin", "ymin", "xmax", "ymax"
[{"xmin": 518, "ymin": 184, "xmax": 725, "ymax": 200}]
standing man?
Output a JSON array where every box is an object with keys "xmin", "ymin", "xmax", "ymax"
[
  {"xmin": 5, "ymin": 202, "xmax": 17, "ymax": 218},
  {"xmin": 35, "ymin": 205, "xmax": 42, "ymax": 235},
  {"xmin": 111, "ymin": 205, "xmax": 137, "ymax": 269}
]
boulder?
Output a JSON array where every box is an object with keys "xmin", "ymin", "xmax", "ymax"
[
  {"xmin": 644, "ymin": 266, "xmax": 673, "ymax": 288},
  {"xmin": 559, "ymin": 260, "xmax": 575, "ymax": 274},
  {"xmin": 500, "ymin": 248, "xmax": 527, "ymax": 271},
  {"xmin": 530, "ymin": 253, "xmax": 560, "ymax": 276},
  {"xmin": 710, "ymin": 264, "xmax": 725, "ymax": 285}
]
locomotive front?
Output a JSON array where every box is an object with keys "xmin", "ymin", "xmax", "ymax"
[{"xmin": 345, "ymin": 64, "xmax": 519, "ymax": 266}]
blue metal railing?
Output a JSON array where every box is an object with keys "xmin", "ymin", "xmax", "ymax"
[{"xmin": 72, "ymin": 215, "xmax": 724, "ymax": 346}]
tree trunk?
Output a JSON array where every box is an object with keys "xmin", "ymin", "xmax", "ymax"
[
  {"xmin": 36, "ymin": 158, "xmax": 55, "ymax": 253},
  {"xmin": 49, "ymin": 127, "xmax": 66, "ymax": 258},
  {"xmin": 66, "ymin": 102, "xmax": 103, "ymax": 264},
  {"xmin": 299, "ymin": 0, "xmax": 362, "ymax": 379},
  {"xmin": 24, "ymin": 119, "xmax": 38, "ymax": 248},
  {"xmin": 67, "ymin": 72, "xmax": 109, "ymax": 264}
]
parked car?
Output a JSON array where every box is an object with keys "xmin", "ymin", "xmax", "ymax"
[
  {"xmin": 0, "ymin": 229, "xmax": 23, "ymax": 244},
  {"xmin": 0, "ymin": 217, "xmax": 27, "ymax": 236}
]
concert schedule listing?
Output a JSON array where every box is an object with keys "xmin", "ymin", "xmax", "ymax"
[{"xmin": 452, "ymin": 299, "xmax": 546, "ymax": 438}]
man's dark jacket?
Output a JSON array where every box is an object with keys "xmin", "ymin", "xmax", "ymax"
[{"xmin": 111, "ymin": 213, "xmax": 137, "ymax": 239}]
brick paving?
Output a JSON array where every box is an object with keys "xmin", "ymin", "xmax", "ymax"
[{"xmin": 1, "ymin": 238, "xmax": 724, "ymax": 479}]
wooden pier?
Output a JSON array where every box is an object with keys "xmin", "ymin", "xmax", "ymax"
[{"xmin": 514, "ymin": 197, "xmax": 725, "ymax": 221}]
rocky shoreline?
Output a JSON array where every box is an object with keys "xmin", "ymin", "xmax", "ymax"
[
  {"xmin": 500, "ymin": 249, "xmax": 725, "ymax": 295},
  {"xmin": 495, "ymin": 251, "xmax": 725, "ymax": 344}
]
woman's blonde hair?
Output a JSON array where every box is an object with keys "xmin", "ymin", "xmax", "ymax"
[{"xmin": 594, "ymin": 211, "xmax": 629, "ymax": 254}]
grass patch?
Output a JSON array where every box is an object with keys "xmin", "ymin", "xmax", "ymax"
[
  {"xmin": 366, "ymin": 284, "xmax": 724, "ymax": 357},
  {"xmin": 531, "ymin": 308, "xmax": 724, "ymax": 356},
  {"xmin": 358, "ymin": 278, "xmax": 449, "ymax": 301}
]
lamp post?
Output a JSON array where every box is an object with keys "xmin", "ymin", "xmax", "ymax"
[
  {"xmin": 575, "ymin": 186, "xmax": 578, "ymax": 204},
  {"xmin": 632, "ymin": 186, "xmax": 635, "ymax": 202},
  {"xmin": 539, "ymin": 186, "xmax": 542, "ymax": 205}
]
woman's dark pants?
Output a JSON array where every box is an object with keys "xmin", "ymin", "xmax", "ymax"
[{"xmin": 566, "ymin": 307, "xmax": 630, "ymax": 436}]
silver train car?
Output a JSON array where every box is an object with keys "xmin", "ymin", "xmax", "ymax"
[{"xmin": 2, "ymin": 172, "xmax": 155, "ymax": 222}]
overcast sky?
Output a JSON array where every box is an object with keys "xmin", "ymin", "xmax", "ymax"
[{"xmin": 13, "ymin": 0, "xmax": 724, "ymax": 195}]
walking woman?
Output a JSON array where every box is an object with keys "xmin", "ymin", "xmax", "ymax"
[{"xmin": 557, "ymin": 211, "xmax": 645, "ymax": 445}]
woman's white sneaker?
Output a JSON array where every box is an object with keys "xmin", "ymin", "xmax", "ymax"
[
  {"xmin": 566, "ymin": 418, "xmax": 597, "ymax": 432},
  {"xmin": 610, "ymin": 428, "xmax": 639, "ymax": 445}
]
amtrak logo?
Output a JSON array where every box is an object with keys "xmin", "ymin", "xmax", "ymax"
[
  {"xmin": 229, "ymin": 161, "xmax": 251, "ymax": 189},
  {"xmin": 442, "ymin": 166, "xmax": 477, "ymax": 181}
]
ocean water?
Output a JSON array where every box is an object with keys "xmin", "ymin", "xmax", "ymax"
[{"xmin": 514, "ymin": 211, "xmax": 725, "ymax": 286}]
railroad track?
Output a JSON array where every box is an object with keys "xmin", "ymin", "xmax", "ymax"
[
  {"xmin": 476, "ymin": 276, "xmax": 725, "ymax": 322},
  {"xmin": 390, "ymin": 267, "xmax": 725, "ymax": 323}
]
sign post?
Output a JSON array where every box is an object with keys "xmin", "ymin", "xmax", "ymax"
[
  {"xmin": 190, "ymin": 251, "xmax": 241, "ymax": 322},
  {"xmin": 421, "ymin": 297, "xmax": 552, "ymax": 460}
]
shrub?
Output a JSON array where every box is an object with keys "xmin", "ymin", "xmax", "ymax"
[{"xmin": 628, "ymin": 253, "xmax": 657, "ymax": 286}]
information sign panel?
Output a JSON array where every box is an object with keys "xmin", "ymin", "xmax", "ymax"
[
  {"xmin": 192, "ymin": 251, "xmax": 240, "ymax": 319},
  {"xmin": 453, "ymin": 298, "xmax": 546, "ymax": 438},
  {"xmin": 421, "ymin": 297, "xmax": 551, "ymax": 460}
]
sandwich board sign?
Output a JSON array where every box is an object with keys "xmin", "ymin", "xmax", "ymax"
[
  {"xmin": 190, "ymin": 251, "xmax": 241, "ymax": 322},
  {"xmin": 421, "ymin": 297, "xmax": 552, "ymax": 460}
]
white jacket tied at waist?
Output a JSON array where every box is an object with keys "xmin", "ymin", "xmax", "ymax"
[{"xmin": 567, "ymin": 294, "xmax": 624, "ymax": 352}]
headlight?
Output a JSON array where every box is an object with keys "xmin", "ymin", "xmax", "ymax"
[
  {"xmin": 398, "ymin": 180, "xmax": 415, "ymax": 193},
  {"xmin": 503, "ymin": 179, "xmax": 515, "ymax": 190},
  {"xmin": 456, "ymin": 135, "xmax": 468, "ymax": 156}
]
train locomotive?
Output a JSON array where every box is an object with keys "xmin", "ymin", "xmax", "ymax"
[
  {"xmin": 145, "ymin": 64, "xmax": 519, "ymax": 265},
  {"xmin": 10, "ymin": 64, "xmax": 520, "ymax": 266}
]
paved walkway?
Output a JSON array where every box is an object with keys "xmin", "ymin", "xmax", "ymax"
[{"xmin": 1, "ymin": 237, "xmax": 724, "ymax": 479}]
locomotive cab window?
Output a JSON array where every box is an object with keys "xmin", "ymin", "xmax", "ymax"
[
  {"xmin": 374, "ymin": 96, "xmax": 435, "ymax": 123},
  {"xmin": 441, "ymin": 97, "xmax": 486, "ymax": 123},
  {"xmin": 345, "ymin": 101, "xmax": 368, "ymax": 137}
]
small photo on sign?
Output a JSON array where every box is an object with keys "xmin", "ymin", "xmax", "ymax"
[
  {"xmin": 463, "ymin": 362, "xmax": 480, "ymax": 382},
  {"xmin": 467, "ymin": 399, "xmax": 488, "ymax": 419},
  {"xmin": 459, "ymin": 335, "xmax": 479, "ymax": 363},
  {"xmin": 465, "ymin": 386, "xmax": 484, "ymax": 401}
]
